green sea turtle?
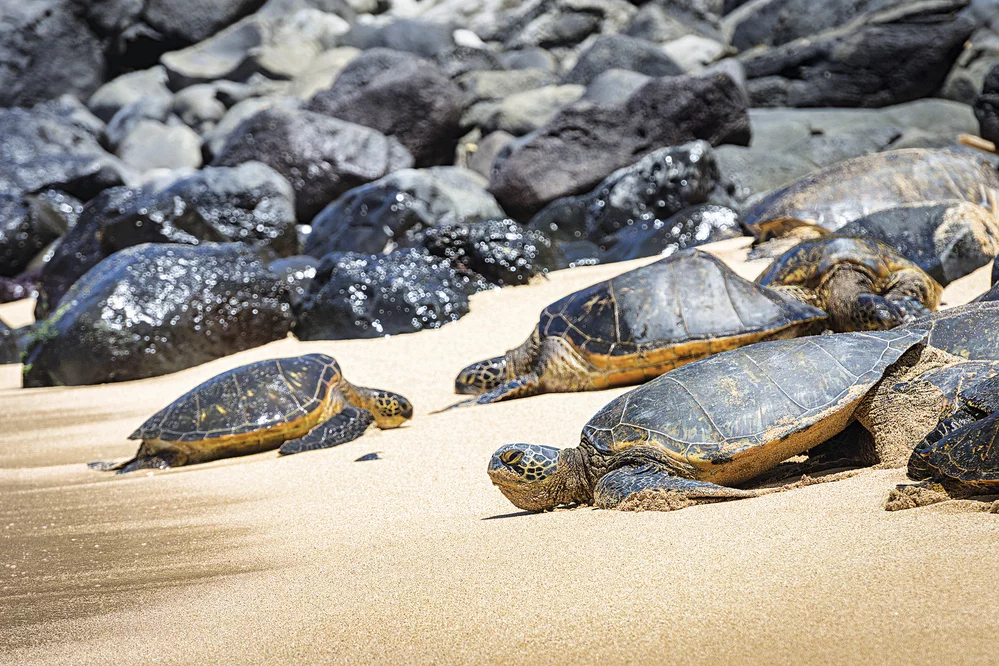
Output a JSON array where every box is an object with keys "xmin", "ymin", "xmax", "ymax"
[
  {"xmin": 755, "ymin": 237, "xmax": 942, "ymax": 331},
  {"xmin": 906, "ymin": 301, "xmax": 999, "ymax": 361},
  {"xmin": 488, "ymin": 329, "xmax": 945, "ymax": 512},
  {"xmin": 90, "ymin": 353, "xmax": 413, "ymax": 474},
  {"xmin": 741, "ymin": 149, "xmax": 999, "ymax": 243},
  {"xmin": 886, "ymin": 375, "xmax": 999, "ymax": 510},
  {"xmin": 450, "ymin": 249, "xmax": 826, "ymax": 406}
]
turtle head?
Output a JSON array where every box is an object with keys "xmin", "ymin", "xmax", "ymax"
[
  {"xmin": 488, "ymin": 443, "xmax": 589, "ymax": 512},
  {"xmin": 455, "ymin": 355, "xmax": 509, "ymax": 394},
  {"xmin": 352, "ymin": 387, "xmax": 413, "ymax": 429}
]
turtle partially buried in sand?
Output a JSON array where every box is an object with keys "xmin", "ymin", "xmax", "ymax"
[
  {"xmin": 886, "ymin": 375, "xmax": 999, "ymax": 511},
  {"xmin": 91, "ymin": 353, "xmax": 413, "ymax": 474},
  {"xmin": 488, "ymin": 329, "xmax": 995, "ymax": 512},
  {"xmin": 756, "ymin": 237, "xmax": 941, "ymax": 331},
  {"xmin": 449, "ymin": 249, "xmax": 826, "ymax": 406}
]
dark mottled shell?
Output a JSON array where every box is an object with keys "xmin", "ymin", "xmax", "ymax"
[
  {"xmin": 911, "ymin": 412, "xmax": 999, "ymax": 484},
  {"xmin": 757, "ymin": 237, "xmax": 921, "ymax": 288},
  {"xmin": 538, "ymin": 250, "xmax": 825, "ymax": 359},
  {"xmin": 742, "ymin": 149, "xmax": 999, "ymax": 235},
  {"xmin": 907, "ymin": 301, "xmax": 999, "ymax": 361},
  {"xmin": 582, "ymin": 330, "xmax": 925, "ymax": 477},
  {"xmin": 131, "ymin": 353, "xmax": 341, "ymax": 442}
]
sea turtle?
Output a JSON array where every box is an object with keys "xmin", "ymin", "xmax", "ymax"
[
  {"xmin": 451, "ymin": 249, "xmax": 826, "ymax": 406},
  {"xmin": 886, "ymin": 375, "xmax": 999, "ymax": 510},
  {"xmin": 755, "ymin": 237, "xmax": 942, "ymax": 331},
  {"xmin": 741, "ymin": 148, "xmax": 999, "ymax": 243},
  {"xmin": 835, "ymin": 201, "xmax": 999, "ymax": 286},
  {"xmin": 90, "ymin": 353, "xmax": 413, "ymax": 474},
  {"xmin": 906, "ymin": 301, "xmax": 999, "ymax": 361},
  {"xmin": 488, "ymin": 329, "xmax": 937, "ymax": 512}
]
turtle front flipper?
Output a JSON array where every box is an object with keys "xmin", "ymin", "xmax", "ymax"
[
  {"xmin": 594, "ymin": 464, "xmax": 762, "ymax": 511},
  {"xmin": 88, "ymin": 451, "xmax": 181, "ymax": 475},
  {"xmin": 474, "ymin": 373, "xmax": 544, "ymax": 405},
  {"xmin": 438, "ymin": 373, "xmax": 544, "ymax": 410},
  {"xmin": 454, "ymin": 356, "xmax": 510, "ymax": 394},
  {"xmin": 279, "ymin": 406, "xmax": 375, "ymax": 456}
]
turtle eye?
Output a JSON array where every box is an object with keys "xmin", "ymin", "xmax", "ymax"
[{"xmin": 500, "ymin": 450, "xmax": 524, "ymax": 466}]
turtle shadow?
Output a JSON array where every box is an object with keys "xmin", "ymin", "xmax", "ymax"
[{"xmin": 482, "ymin": 510, "xmax": 536, "ymax": 520}]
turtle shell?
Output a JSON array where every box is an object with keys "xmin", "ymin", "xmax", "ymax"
[
  {"xmin": 910, "ymin": 412, "xmax": 999, "ymax": 486},
  {"xmin": 756, "ymin": 237, "xmax": 925, "ymax": 289},
  {"xmin": 582, "ymin": 329, "xmax": 926, "ymax": 485},
  {"xmin": 742, "ymin": 149, "xmax": 999, "ymax": 239},
  {"xmin": 537, "ymin": 250, "xmax": 826, "ymax": 372},
  {"xmin": 132, "ymin": 353, "xmax": 342, "ymax": 444},
  {"xmin": 907, "ymin": 301, "xmax": 999, "ymax": 361}
]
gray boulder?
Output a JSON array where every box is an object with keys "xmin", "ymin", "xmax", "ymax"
[
  {"xmin": 88, "ymin": 67, "xmax": 173, "ymax": 124},
  {"xmin": 37, "ymin": 163, "xmax": 298, "ymax": 313},
  {"xmin": 563, "ymin": 34, "xmax": 684, "ymax": 84},
  {"xmin": 116, "ymin": 120, "xmax": 204, "ymax": 173},
  {"xmin": 23, "ymin": 243, "xmax": 293, "ymax": 387},
  {"xmin": 526, "ymin": 141, "xmax": 729, "ymax": 248},
  {"xmin": 0, "ymin": 0, "xmax": 106, "ymax": 107},
  {"xmin": 305, "ymin": 167, "xmax": 504, "ymax": 256},
  {"xmin": 740, "ymin": 0, "xmax": 976, "ymax": 108},
  {"xmin": 212, "ymin": 106, "xmax": 414, "ymax": 221},
  {"xmin": 977, "ymin": 63, "xmax": 999, "ymax": 143},
  {"xmin": 294, "ymin": 248, "xmax": 485, "ymax": 340},
  {"xmin": 489, "ymin": 72, "xmax": 750, "ymax": 220},
  {"xmin": 307, "ymin": 49, "xmax": 463, "ymax": 167},
  {"xmin": 0, "ymin": 106, "xmax": 128, "ymax": 200}
]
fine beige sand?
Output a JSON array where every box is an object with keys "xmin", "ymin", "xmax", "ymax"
[{"xmin": 2, "ymin": 237, "xmax": 999, "ymax": 665}]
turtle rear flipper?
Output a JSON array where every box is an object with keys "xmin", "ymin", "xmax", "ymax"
[{"xmin": 279, "ymin": 407, "xmax": 375, "ymax": 456}]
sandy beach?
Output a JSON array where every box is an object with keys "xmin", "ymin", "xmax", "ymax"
[{"xmin": 3, "ymin": 237, "xmax": 999, "ymax": 665}]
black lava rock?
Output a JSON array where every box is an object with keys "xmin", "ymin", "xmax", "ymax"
[
  {"xmin": 598, "ymin": 204, "xmax": 742, "ymax": 263},
  {"xmin": 976, "ymin": 63, "xmax": 999, "ymax": 144},
  {"xmin": 739, "ymin": 0, "xmax": 976, "ymax": 108},
  {"xmin": 307, "ymin": 50, "xmax": 463, "ymax": 168},
  {"xmin": 725, "ymin": 0, "xmax": 901, "ymax": 51},
  {"xmin": 0, "ymin": 320, "xmax": 22, "ymax": 365},
  {"xmin": 0, "ymin": 106, "xmax": 127, "ymax": 201},
  {"xmin": 268, "ymin": 255, "xmax": 319, "ymax": 309},
  {"xmin": 526, "ymin": 142, "xmax": 729, "ymax": 248},
  {"xmin": 23, "ymin": 243, "xmax": 293, "ymax": 387},
  {"xmin": 0, "ymin": 274, "xmax": 40, "ymax": 304},
  {"xmin": 212, "ymin": 107, "xmax": 414, "ymax": 222},
  {"xmin": 489, "ymin": 72, "xmax": 750, "ymax": 220},
  {"xmin": 294, "ymin": 249, "xmax": 485, "ymax": 339},
  {"xmin": 563, "ymin": 34, "xmax": 684, "ymax": 85},
  {"xmin": 37, "ymin": 163, "xmax": 298, "ymax": 315},
  {"xmin": 418, "ymin": 218, "xmax": 561, "ymax": 286},
  {"xmin": 304, "ymin": 167, "xmax": 504, "ymax": 257},
  {"xmin": 339, "ymin": 19, "xmax": 455, "ymax": 58},
  {"xmin": 0, "ymin": 0, "xmax": 106, "ymax": 108},
  {"xmin": 0, "ymin": 191, "xmax": 81, "ymax": 278}
]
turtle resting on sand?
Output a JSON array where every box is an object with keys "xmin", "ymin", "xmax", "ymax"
[
  {"xmin": 834, "ymin": 201, "xmax": 999, "ymax": 286},
  {"xmin": 886, "ymin": 375, "xmax": 999, "ymax": 511},
  {"xmin": 907, "ymin": 301, "xmax": 999, "ymax": 361},
  {"xmin": 449, "ymin": 249, "xmax": 826, "ymax": 406},
  {"xmin": 487, "ymin": 330, "xmax": 963, "ymax": 512},
  {"xmin": 741, "ymin": 149, "xmax": 999, "ymax": 243},
  {"xmin": 756, "ymin": 237, "xmax": 942, "ymax": 332},
  {"xmin": 91, "ymin": 353, "xmax": 413, "ymax": 474}
]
